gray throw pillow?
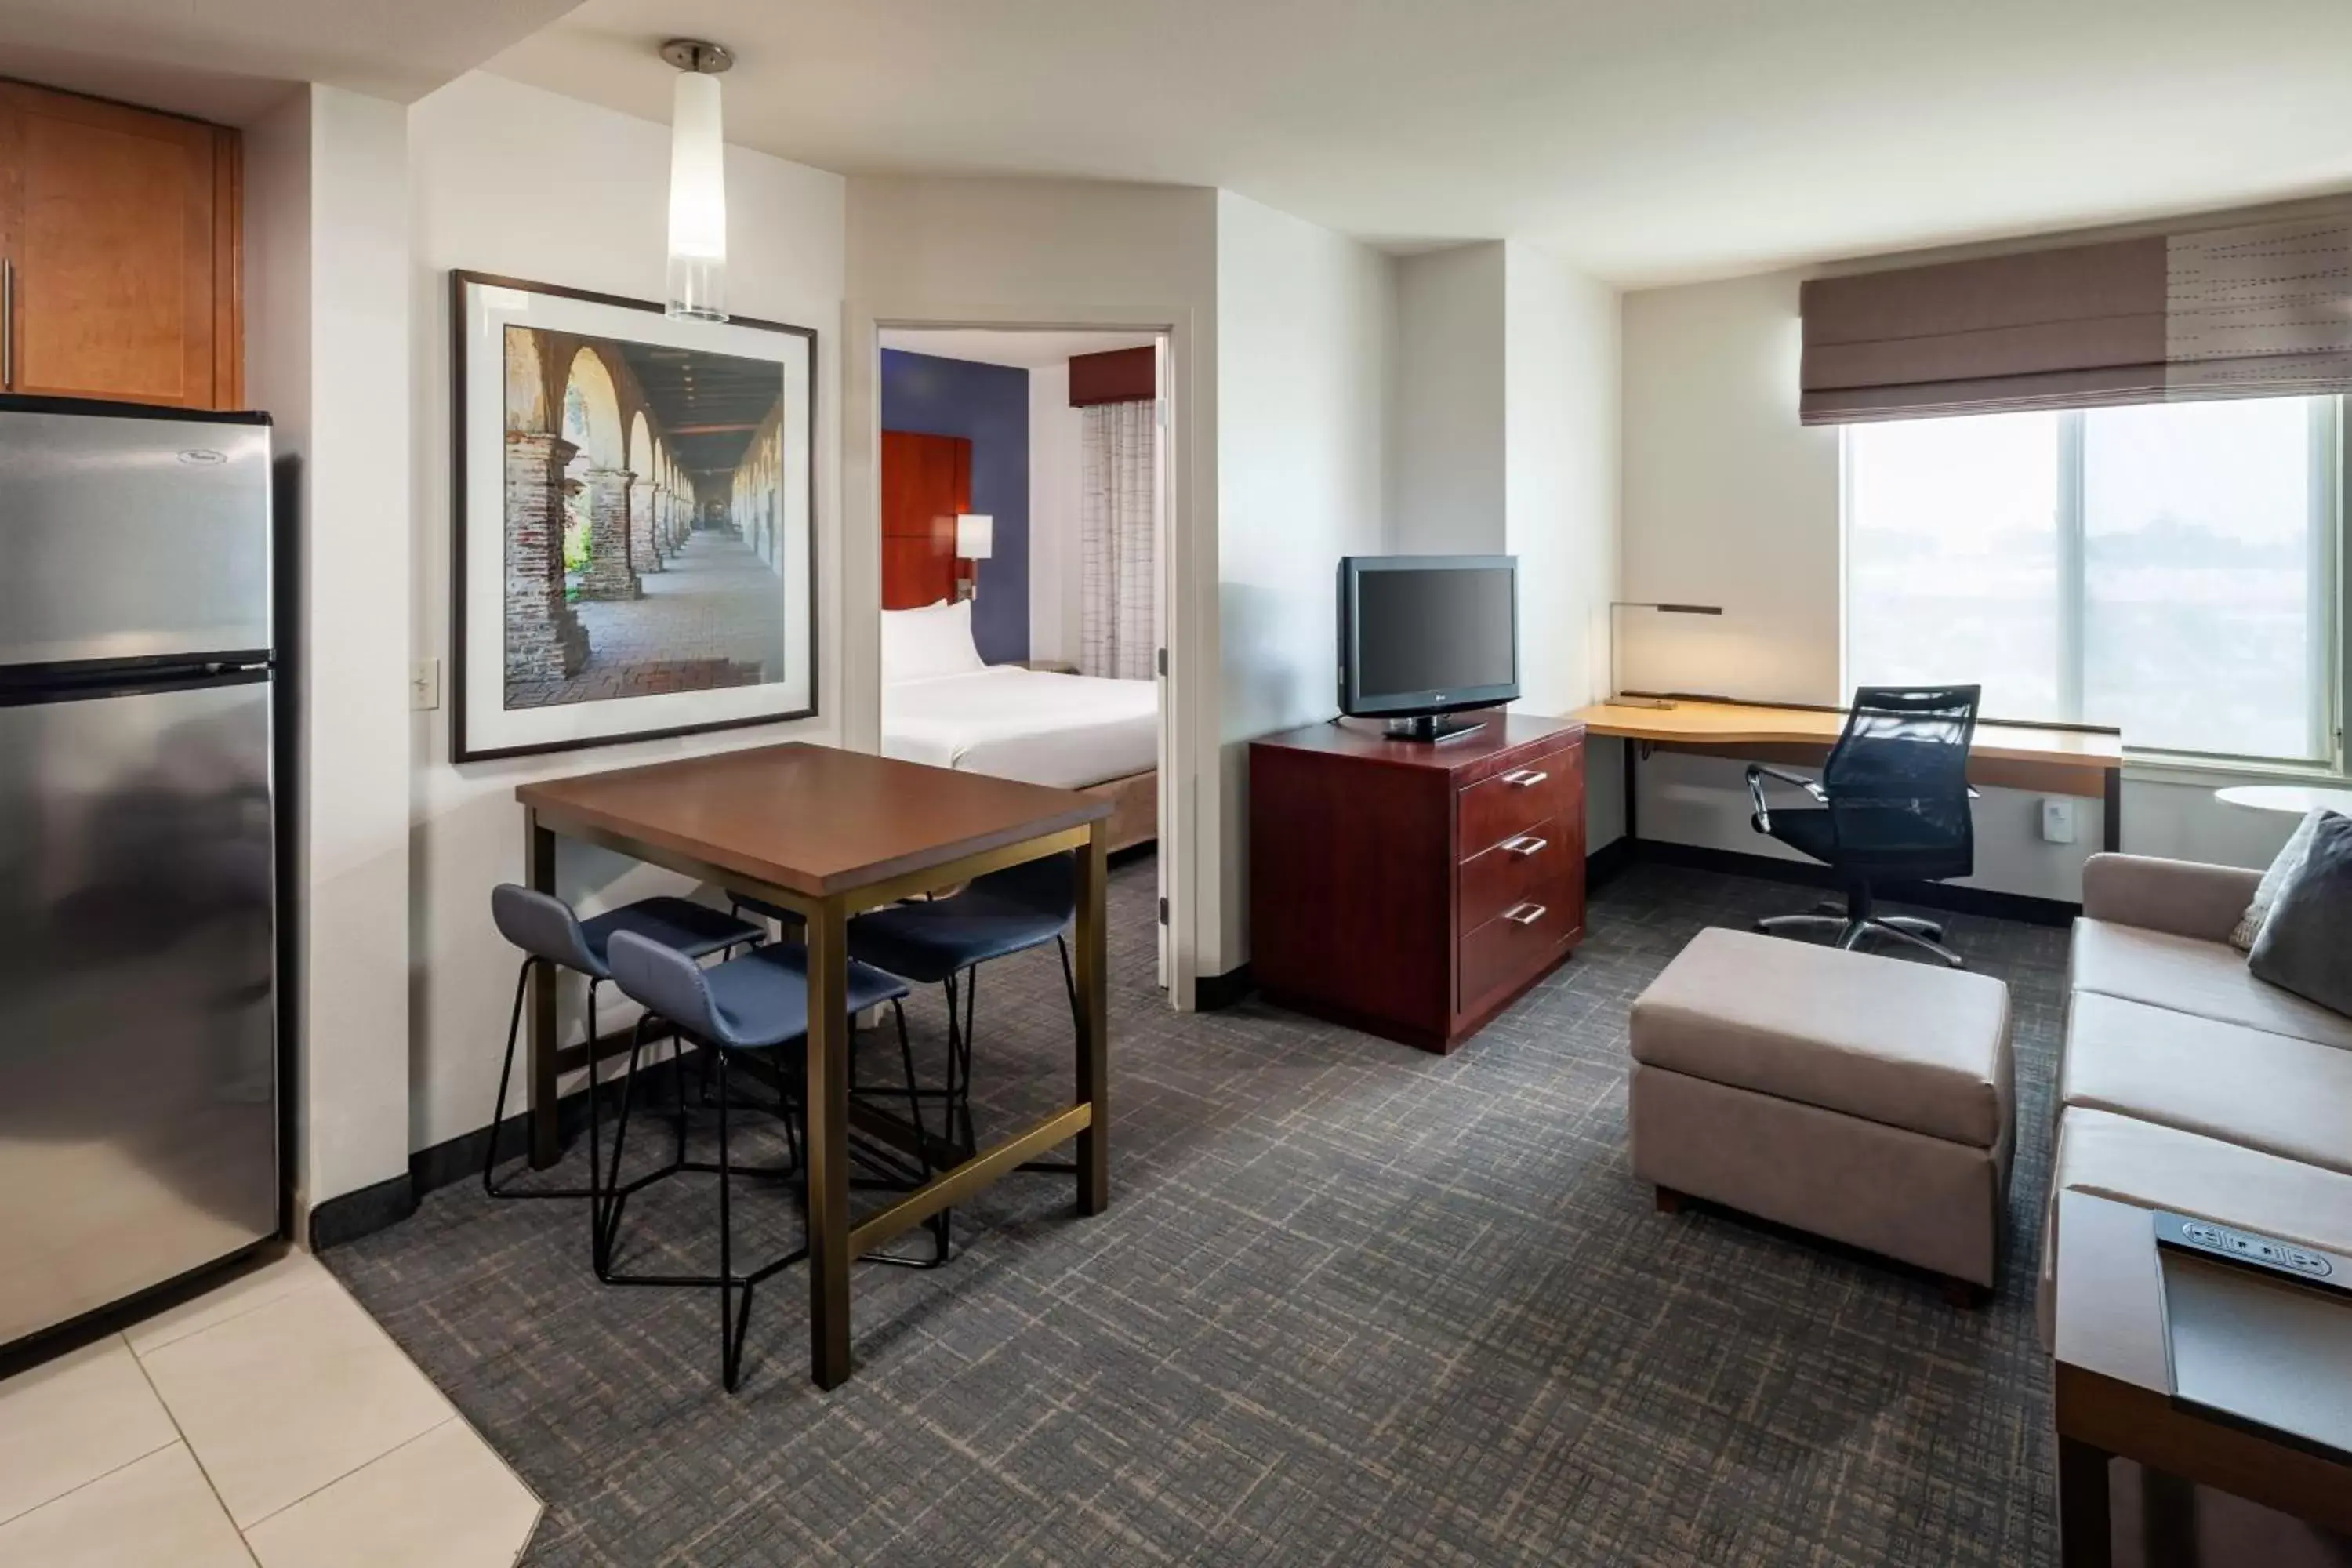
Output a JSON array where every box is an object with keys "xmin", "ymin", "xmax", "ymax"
[{"xmin": 2248, "ymin": 811, "xmax": 2352, "ymax": 1019}]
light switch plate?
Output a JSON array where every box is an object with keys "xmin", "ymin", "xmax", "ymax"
[
  {"xmin": 2041, "ymin": 797, "xmax": 2077, "ymax": 844},
  {"xmin": 410, "ymin": 657, "xmax": 441, "ymax": 712}
]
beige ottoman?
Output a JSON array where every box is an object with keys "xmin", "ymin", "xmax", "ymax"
[{"xmin": 1628, "ymin": 927, "xmax": 2015, "ymax": 1301}]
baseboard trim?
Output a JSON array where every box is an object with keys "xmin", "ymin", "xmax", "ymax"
[
  {"xmin": 1622, "ymin": 839, "xmax": 2079, "ymax": 928},
  {"xmin": 1193, "ymin": 962, "xmax": 1255, "ymax": 1011},
  {"xmin": 307, "ymin": 1170, "xmax": 416, "ymax": 1251},
  {"xmin": 409, "ymin": 1041, "xmax": 708, "ymax": 1203},
  {"xmin": 1585, "ymin": 837, "xmax": 1635, "ymax": 890}
]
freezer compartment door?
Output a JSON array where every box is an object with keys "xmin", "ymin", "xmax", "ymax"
[
  {"xmin": 0, "ymin": 408, "xmax": 270, "ymax": 667},
  {"xmin": 0, "ymin": 677, "xmax": 277, "ymax": 1346}
]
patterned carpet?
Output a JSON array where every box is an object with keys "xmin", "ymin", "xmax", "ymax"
[{"xmin": 324, "ymin": 856, "xmax": 2067, "ymax": 1566}]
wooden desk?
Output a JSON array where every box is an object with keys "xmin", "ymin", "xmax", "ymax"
[
  {"xmin": 2052, "ymin": 1192, "xmax": 2352, "ymax": 1565},
  {"xmin": 515, "ymin": 742, "xmax": 1112, "ymax": 1389},
  {"xmin": 1568, "ymin": 698, "xmax": 2127, "ymax": 852}
]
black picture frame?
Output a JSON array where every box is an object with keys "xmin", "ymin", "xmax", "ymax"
[{"xmin": 448, "ymin": 269, "xmax": 821, "ymax": 764}]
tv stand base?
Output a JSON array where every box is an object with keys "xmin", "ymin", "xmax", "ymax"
[{"xmin": 1383, "ymin": 713, "xmax": 1485, "ymax": 743}]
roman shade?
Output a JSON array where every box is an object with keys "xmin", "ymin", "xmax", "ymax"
[{"xmin": 1801, "ymin": 216, "xmax": 2352, "ymax": 423}]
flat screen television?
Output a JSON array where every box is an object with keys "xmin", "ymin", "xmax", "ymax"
[{"xmin": 1337, "ymin": 554, "xmax": 1519, "ymax": 741}]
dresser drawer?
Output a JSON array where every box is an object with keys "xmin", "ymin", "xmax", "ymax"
[
  {"xmin": 1458, "ymin": 816, "xmax": 1567, "ymax": 935},
  {"xmin": 1457, "ymin": 745, "xmax": 1576, "ymax": 859},
  {"xmin": 1459, "ymin": 894, "xmax": 1576, "ymax": 1014}
]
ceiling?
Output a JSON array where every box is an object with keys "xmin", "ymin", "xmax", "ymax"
[
  {"xmin": 880, "ymin": 328, "xmax": 1159, "ymax": 371},
  {"xmin": 488, "ymin": 0, "xmax": 2352, "ymax": 286},
  {"xmin": 0, "ymin": 0, "xmax": 585, "ymax": 125},
  {"xmin": 615, "ymin": 342, "xmax": 782, "ymax": 479}
]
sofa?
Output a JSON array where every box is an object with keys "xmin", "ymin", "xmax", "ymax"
[{"xmin": 2038, "ymin": 851, "xmax": 2352, "ymax": 1344}]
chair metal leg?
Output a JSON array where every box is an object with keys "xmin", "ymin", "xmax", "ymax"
[
  {"xmin": 870, "ymin": 998, "xmax": 952, "ymax": 1267},
  {"xmin": 593, "ymin": 1014, "xmax": 650, "ymax": 1277},
  {"xmin": 1881, "ymin": 913, "xmax": 1947, "ymax": 940},
  {"xmin": 956, "ymin": 966, "xmax": 978, "ymax": 1154},
  {"xmin": 1868, "ymin": 920, "xmax": 1966, "ymax": 967},
  {"xmin": 485, "ymin": 958, "xmax": 601, "ymax": 1201},
  {"xmin": 1755, "ymin": 913, "xmax": 1849, "ymax": 939},
  {"xmin": 717, "ymin": 1049, "xmax": 743, "ymax": 1391}
]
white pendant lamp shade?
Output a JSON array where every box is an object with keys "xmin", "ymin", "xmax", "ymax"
[{"xmin": 664, "ymin": 46, "xmax": 730, "ymax": 321}]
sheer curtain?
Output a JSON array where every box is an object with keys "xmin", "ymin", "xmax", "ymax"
[{"xmin": 1080, "ymin": 397, "xmax": 1158, "ymax": 680}]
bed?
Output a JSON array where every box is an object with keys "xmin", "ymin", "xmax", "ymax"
[{"xmin": 882, "ymin": 602, "xmax": 1160, "ymax": 851}]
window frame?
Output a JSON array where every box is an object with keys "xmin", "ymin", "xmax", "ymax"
[{"xmin": 1838, "ymin": 397, "xmax": 2348, "ymax": 775}]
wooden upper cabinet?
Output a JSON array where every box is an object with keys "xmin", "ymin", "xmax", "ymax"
[{"xmin": 0, "ymin": 81, "xmax": 241, "ymax": 409}]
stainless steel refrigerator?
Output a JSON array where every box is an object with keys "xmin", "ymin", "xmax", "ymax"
[{"xmin": 0, "ymin": 396, "xmax": 280, "ymax": 1350}]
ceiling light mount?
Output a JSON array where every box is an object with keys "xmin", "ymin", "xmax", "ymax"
[
  {"xmin": 662, "ymin": 38, "xmax": 734, "ymax": 321},
  {"xmin": 659, "ymin": 38, "xmax": 734, "ymax": 74}
]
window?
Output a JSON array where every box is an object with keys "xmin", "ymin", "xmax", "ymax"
[{"xmin": 1845, "ymin": 397, "xmax": 2340, "ymax": 763}]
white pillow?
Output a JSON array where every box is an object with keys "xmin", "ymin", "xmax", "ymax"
[
  {"xmin": 882, "ymin": 599, "xmax": 986, "ymax": 683},
  {"xmin": 2230, "ymin": 808, "xmax": 2326, "ymax": 952}
]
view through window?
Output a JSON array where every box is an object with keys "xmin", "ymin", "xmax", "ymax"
[{"xmin": 1845, "ymin": 397, "xmax": 2338, "ymax": 761}]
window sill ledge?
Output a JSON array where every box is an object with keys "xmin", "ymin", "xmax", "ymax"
[{"xmin": 2122, "ymin": 753, "xmax": 2350, "ymax": 790}]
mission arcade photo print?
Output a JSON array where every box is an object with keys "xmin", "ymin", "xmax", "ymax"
[{"xmin": 450, "ymin": 270, "xmax": 818, "ymax": 761}]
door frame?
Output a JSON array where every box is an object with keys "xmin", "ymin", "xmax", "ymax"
[{"xmin": 844, "ymin": 303, "xmax": 1202, "ymax": 1008}]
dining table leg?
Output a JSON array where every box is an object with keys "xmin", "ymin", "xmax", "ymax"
[
  {"xmin": 525, "ymin": 811, "xmax": 561, "ymax": 1170},
  {"xmin": 805, "ymin": 896, "xmax": 853, "ymax": 1389},
  {"xmin": 1075, "ymin": 822, "xmax": 1109, "ymax": 1215}
]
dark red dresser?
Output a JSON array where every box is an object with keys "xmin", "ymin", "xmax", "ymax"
[{"xmin": 1248, "ymin": 713, "xmax": 1587, "ymax": 1052}]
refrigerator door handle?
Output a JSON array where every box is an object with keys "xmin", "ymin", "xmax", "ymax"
[{"xmin": 2, "ymin": 257, "xmax": 13, "ymax": 390}]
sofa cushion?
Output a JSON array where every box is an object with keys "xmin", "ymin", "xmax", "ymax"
[
  {"xmin": 2069, "ymin": 917, "xmax": 2352, "ymax": 1051},
  {"xmin": 1630, "ymin": 926, "xmax": 2011, "ymax": 1148},
  {"xmin": 2038, "ymin": 1109, "xmax": 2352, "ymax": 1348},
  {"xmin": 2228, "ymin": 807, "xmax": 2326, "ymax": 951},
  {"xmin": 2248, "ymin": 810, "xmax": 2352, "ymax": 1020},
  {"xmin": 2061, "ymin": 992, "xmax": 2352, "ymax": 1178}
]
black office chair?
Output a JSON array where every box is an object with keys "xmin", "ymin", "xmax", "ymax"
[{"xmin": 1744, "ymin": 684, "xmax": 1980, "ymax": 968}]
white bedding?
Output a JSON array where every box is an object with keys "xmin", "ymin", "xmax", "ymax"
[{"xmin": 882, "ymin": 666, "xmax": 1158, "ymax": 788}]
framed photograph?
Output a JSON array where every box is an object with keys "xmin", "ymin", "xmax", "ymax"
[{"xmin": 450, "ymin": 270, "xmax": 818, "ymax": 761}]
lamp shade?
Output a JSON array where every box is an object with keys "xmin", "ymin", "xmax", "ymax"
[
  {"xmin": 666, "ymin": 68, "xmax": 728, "ymax": 321},
  {"xmin": 955, "ymin": 514, "xmax": 994, "ymax": 560}
]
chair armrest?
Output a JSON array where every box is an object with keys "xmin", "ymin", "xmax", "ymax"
[
  {"xmin": 2081, "ymin": 853, "xmax": 2260, "ymax": 942},
  {"xmin": 1744, "ymin": 764, "xmax": 1824, "ymax": 833}
]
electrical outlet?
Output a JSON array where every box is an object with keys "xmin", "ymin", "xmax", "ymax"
[
  {"xmin": 2041, "ymin": 797, "xmax": 2077, "ymax": 845},
  {"xmin": 409, "ymin": 657, "xmax": 441, "ymax": 712}
]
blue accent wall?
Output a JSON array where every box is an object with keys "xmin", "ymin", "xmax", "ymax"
[{"xmin": 880, "ymin": 349, "xmax": 1030, "ymax": 664}]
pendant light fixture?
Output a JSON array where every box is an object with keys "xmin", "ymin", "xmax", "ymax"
[{"xmin": 660, "ymin": 38, "xmax": 734, "ymax": 321}]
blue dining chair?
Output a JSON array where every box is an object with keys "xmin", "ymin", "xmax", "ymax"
[
  {"xmin": 848, "ymin": 852, "xmax": 1082, "ymax": 1164},
  {"xmin": 597, "ymin": 931, "xmax": 913, "ymax": 1392},
  {"xmin": 483, "ymin": 884, "xmax": 764, "ymax": 1203}
]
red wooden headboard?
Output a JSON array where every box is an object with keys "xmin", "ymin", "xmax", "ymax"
[{"xmin": 880, "ymin": 430, "xmax": 969, "ymax": 610}]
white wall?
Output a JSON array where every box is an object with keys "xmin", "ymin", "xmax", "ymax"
[
  {"xmin": 244, "ymin": 85, "xmax": 416, "ymax": 1217},
  {"xmin": 1027, "ymin": 361, "xmax": 1084, "ymax": 664},
  {"xmin": 405, "ymin": 73, "xmax": 847, "ymax": 1152},
  {"xmin": 1391, "ymin": 244, "xmax": 1504, "ymax": 554},
  {"xmin": 1502, "ymin": 242, "xmax": 1620, "ymax": 724},
  {"xmin": 1617, "ymin": 265, "xmax": 2309, "ymax": 884},
  {"xmin": 1214, "ymin": 191, "xmax": 1392, "ymax": 965},
  {"xmin": 846, "ymin": 176, "xmax": 1222, "ymax": 982},
  {"xmin": 1386, "ymin": 241, "xmax": 1622, "ymax": 841}
]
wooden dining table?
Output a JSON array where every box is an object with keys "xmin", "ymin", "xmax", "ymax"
[{"xmin": 514, "ymin": 742, "xmax": 1113, "ymax": 1389}]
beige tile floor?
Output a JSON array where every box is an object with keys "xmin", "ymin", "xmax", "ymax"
[{"xmin": 0, "ymin": 1250, "xmax": 539, "ymax": 1567}]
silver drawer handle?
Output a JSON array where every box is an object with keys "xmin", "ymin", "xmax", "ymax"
[
  {"xmin": 1501, "ymin": 769, "xmax": 1548, "ymax": 787},
  {"xmin": 1503, "ymin": 835, "xmax": 1548, "ymax": 857},
  {"xmin": 1503, "ymin": 902, "xmax": 1547, "ymax": 926}
]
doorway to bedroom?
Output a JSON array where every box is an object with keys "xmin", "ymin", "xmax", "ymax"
[{"xmin": 874, "ymin": 327, "xmax": 1174, "ymax": 987}]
